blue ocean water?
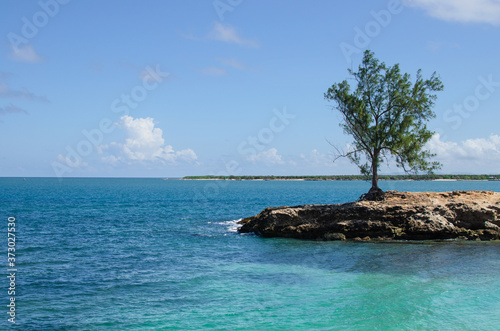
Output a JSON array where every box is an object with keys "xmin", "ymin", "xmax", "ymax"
[{"xmin": 1, "ymin": 178, "xmax": 500, "ymax": 330}]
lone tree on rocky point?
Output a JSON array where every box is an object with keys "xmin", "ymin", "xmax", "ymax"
[{"xmin": 325, "ymin": 50, "xmax": 443, "ymax": 200}]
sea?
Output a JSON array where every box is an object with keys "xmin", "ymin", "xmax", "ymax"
[{"xmin": 1, "ymin": 178, "xmax": 500, "ymax": 330}]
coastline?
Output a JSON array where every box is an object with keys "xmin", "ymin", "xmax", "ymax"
[
  {"xmin": 238, "ymin": 190, "xmax": 500, "ymax": 241},
  {"xmin": 179, "ymin": 175, "xmax": 500, "ymax": 182}
]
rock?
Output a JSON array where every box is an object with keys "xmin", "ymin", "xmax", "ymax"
[
  {"xmin": 238, "ymin": 191, "xmax": 500, "ymax": 241},
  {"xmin": 323, "ymin": 232, "xmax": 346, "ymax": 241}
]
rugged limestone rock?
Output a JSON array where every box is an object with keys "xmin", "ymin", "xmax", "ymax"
[{"xmin": 238, "ymin": 191, "xmax": 500, "ymax": 241}]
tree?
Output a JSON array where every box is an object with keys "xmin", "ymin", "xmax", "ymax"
[{"xmin": 324, "ymin": 50, "xmax": 443, "ymax": 200}]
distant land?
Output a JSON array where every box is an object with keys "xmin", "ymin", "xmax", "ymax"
[{"xmin": 181, "ymin": 175, "xmax": 500, "ymax": 181}]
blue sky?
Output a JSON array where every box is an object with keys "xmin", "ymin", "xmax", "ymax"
[{"xmin": 1, "ymin": 0, "xmax": 500, "ymax": 177}]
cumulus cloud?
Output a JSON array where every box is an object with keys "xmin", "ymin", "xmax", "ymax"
[
  {"xmin": 404, "ymin": 0, "xmax": 500, "ymax": 25},
  {"xmin": 9, "ymin": 45, "xmax": 43, "ymax": 63},
  {"xmin": 427, "ymin": 133, "xmax": 500, "ymax": 172},
  {"xmin": 246, "ymin": 148, "xmax": 284, "ymax": 165},
  {"xmin": 102, "ymin": 115, "xmax": 197, "ymax": 165},
  {"xmin": 209, "ymin": 22, "xmax": 259, "ymax": 48}
]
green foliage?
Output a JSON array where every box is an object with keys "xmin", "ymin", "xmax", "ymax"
[{"xmin": 324, "ymin": 50, "xmax": 444, "ymax": 190}]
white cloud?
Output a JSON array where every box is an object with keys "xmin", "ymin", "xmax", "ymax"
[
  {"xmin": 209, "ymin": 22, "xmax": 259, "ymax": 48},
  {"xmin": 57, "ymin": 154, "xmax": 88, "ymax": 168},
  {"xmin": 0, "ymin": 71, "xmax": 12, "ymax": 80},
  {"xmin": 9, "ymin": 45, "xmax": 43, "ymax": 63},
  {"xmin": 404, "ymin": 0, "xmax": 500, "ymax": 25},
  {"xmin": 427, "ymin": 133, "xmax": 500, "ymax": 172},
  {"xmin": 200, "ymin": 66, "xmax": 228, "ymax": 76},
  {"xmin": 217, "ymin": 58, "xmax": 247, "ymax": 70},
  {"xmin": 300, "ymin": 149, "xmax": 335, "ymax": 165},
  {"xmin": 179, "ymin": 31, "xmax": 200, "ymax": 41},
  {"xmin": 199, "ymin": 58, "xmax": 249, "ymax": 76},
  {"xmin": 0, "ymin": 104, "xmax": 28, "ymax": 115},
  {"xmin": 102, "ymin": 115, "xmax": 197, "ymax": 164},
  {"xmin": 427, "ymin": 41, "xmax": 460, "ymax": 52},
  {"xmin": 139, "ymin": 68, "xmax": 155, "ymax": 82},
  {"xmin": 0, "ymin": 82, "xmax": 49, "ymax": 102},
  {"xmin": 246, "ymin": 148, "xmax": 284, "ymax": 165},
  {"xmin": 139, "ymin": 66, "xmax": 171, "ymax": 83}
]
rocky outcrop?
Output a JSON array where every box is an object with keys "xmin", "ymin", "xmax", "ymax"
[{"xmin": 237, "ymin": 191, "xmax": 500, "ymax": 241}]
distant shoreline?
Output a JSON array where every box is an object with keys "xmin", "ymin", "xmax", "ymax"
[{"xmin": 180, "ymin": 175, "xmax": 500, "ymax": 181}]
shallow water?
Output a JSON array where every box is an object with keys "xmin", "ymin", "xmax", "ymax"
[{"xmin": 2, "ymin": 178, "xmax": 499, "ymax": 330}]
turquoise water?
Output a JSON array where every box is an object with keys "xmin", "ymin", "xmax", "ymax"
[{"xmin": 2, "ymin": 178, "xmax": 500, "ymax": 330}]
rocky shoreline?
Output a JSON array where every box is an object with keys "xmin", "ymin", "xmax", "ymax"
[{"xmin": 237, "ymin": 191, "xmax": 500, "ymax": 241}]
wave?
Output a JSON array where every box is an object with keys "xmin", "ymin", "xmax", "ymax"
[{"xmin": 211, "ymin": 219, "xmax": 242, "ymax": 233}]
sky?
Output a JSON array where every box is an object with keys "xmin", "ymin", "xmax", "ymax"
[{"xmin": 1, "ymin": 0, "xmax": 499, "ymax": 177}]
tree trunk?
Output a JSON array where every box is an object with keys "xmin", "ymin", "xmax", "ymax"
[
  {"xmin": 371, "ymin": 160, "xmax": 379, "ymax": 191},
  {"xmin": 361, "ymin": 150, "xmax": 385, "ymax": 201},
  {"xmin": 371, "ymin": 149, "xmax": 380, "ymax": 191}
]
